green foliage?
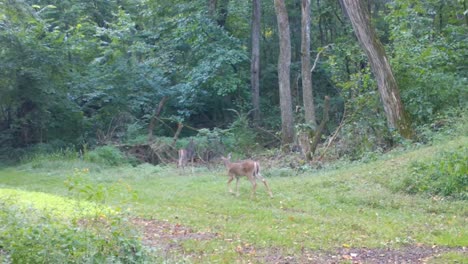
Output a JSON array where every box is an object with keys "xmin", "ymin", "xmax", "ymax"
[
  {"xmin": 195, "ymin": 128, "xmax": 230, "ymax": 159},
  {"xmin": 387, "ymin": 0, "xmax": 468, "ymax": 124},
  {"xmin": 64, "ymin": 168, "xmax": 138, "ymax": 205},
  {"xmin": 414, "ymin": 107, "xmax": 468, "ymax": 144},
  {"xmin": 0, "ymin": 1, "xmax": 73, "ymax": 147},
  {"xmin": 0, "ymin": 0, "xmax": 466, "ymax": 162},
  {"xmin": 123, "ymin": 122, "xmax": 147, "ymax": 144},
  {"xmin": 24, "ymin": 147, "xmax": 78, "ymax": 169},
  {"xmin": 401, "ymin": 147, "xmax": 468, "ymax": 200},
  {"xmin": 226, "ymin": 110, "xmax": 259, "ymax": 154},
  {"xmin": 0, "ymin": 193, "xmax": 151, "ymax": 263},
  {"xmin": 0, "ymin": 0, "xmax": 249, "ymax": 150},
  {"xmin": 194, "ymin": 114, "xmax": 260, "ymax": 158},
  {"xmin": 328, "ymin": 62, "xmax": 392, "ymax": 159},
  {"xmin": 84, "ymin": 146, "xmax": 127, "ymax": 166}
]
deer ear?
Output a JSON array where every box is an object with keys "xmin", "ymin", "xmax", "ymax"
[{"xmin": 227, "ymin": 153, "xmax": 232, "ymax": 159}]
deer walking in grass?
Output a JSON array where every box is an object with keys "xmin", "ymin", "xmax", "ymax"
[
  {"xmin": 221, "ymin": 154, "xmax": 273, "ymax": 198},
  {"xmin": 177, "ymin": 139, "xmax": 196, "ymax": 172}
]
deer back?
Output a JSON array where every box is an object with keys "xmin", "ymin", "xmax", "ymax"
[{"xmin": 227, "ymin": 160, "xmax": 257, "ymax": 176}]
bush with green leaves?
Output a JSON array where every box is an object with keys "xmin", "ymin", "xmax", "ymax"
[
  {"xmin": 401, "ymin": 147, "xmax": 467, "ymax": 200},
  {"xmin": 84, "ymin": 145, "xmax": 128, "ymax": 166},
  {"xmin": 227, "ymin": 110, "xmax": 259, "ymax": 154},
  {"xmin": 414, "ymin": 107, "xmax": 467, "ymax": 144},
  {"xmin": 65, "ymin": 168, "xmax": 138, "ymax": 206},
  {"xmin": 387, "ymin": 0, "xmax": 467, "ymax": 124},
  {"xmin": 0, "ymin": 195, "xmax": 153, "ymax": 263}
]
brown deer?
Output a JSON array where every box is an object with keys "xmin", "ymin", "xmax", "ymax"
[
  {"xmin": 177, "ymin": 139, "xmax": 196, "ymax": 171},
  {"xmin": 220, "ymin": 154, "xmax": 273, "ymax": 198}
]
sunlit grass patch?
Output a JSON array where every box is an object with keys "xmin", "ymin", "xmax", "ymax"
[
  {"xmin": 0, "ymin": 188, "xmax": 114, "ymax": 219},
  {"xmin": 0, "ymin": 188, "xmax": 153, "ymax": 263}
]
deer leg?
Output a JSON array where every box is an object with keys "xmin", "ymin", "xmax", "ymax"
[
  {"xmin": 190, "ymin": 157, "xmax": 194, "ymax": 174},
  {"xmin": 249, "ymin": 176, "xmax": 257, "ymax": 199},
  {"xmin": 257, "ymin": 173, "xmax": 273, "ymax": 198},
  {"xmin": 227, "ymin": 174, "xmax": 235, "ymax": 194},
  {"xmin": 235, "ymin": 176, "xmax": 240, "ymax": 197}
]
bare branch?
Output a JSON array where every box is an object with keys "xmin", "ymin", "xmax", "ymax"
[{"xmin": 310, "ymin": 44, "xmax": 332, "ymax": 73}]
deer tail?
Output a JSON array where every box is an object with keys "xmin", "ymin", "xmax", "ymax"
[{"xmin": 254, "ymin": 162, "xmax": 260, "ymax": 178}]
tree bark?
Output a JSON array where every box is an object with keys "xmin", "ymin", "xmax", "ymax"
[
  {"xmin": 310, "ymin": 96, "xmax": 330, "ymax": 155},
  {"xmin": 317, "ymin": 0, "xmax": 325, "ymax": 45},
  {"xmin": 341, "ymin": 0, "xmax": 413, "ymax": 138},
  {"xmin": 148, "ymin": 96, "xmax": 168, "ymax": 142},
  {"xmin": 274, "ymin": 0, "xmax": 295, "ymax": 147},
  {"xmin": 216, "ymin": 0, "xmax": 229, "ymax": 28},
  {"xmin": 208, "ymin": 0, "xmax": 217, "ymax": 18},
  {"xmin": 251, "ymin": 0, "xmax": 261, "ymax": 124},
  {"xmin": 301, "ymin": 0, "xmax": 316, "ymax": 127},
  {"xmin": 171, "ymin": 122, "xmax": 184, "ymax": 147}
]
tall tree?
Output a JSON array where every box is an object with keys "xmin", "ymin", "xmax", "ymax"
[
  {"xmin": 341, "ymin": 0, "xmax": 413, "ymax": 138},
  {"xmin": 208, "ymin": 0, "xmax": 217, "ymax": 18},
  {"xmin": 274, "ymin": 0, "xmax": 294, "ymax": 146},
  {"xmin": 301, "ymin": 0, "xmax": 316, "ymax": 126},
  {"xmin": 216, "ymin": 0, "xmax": 230, "ymax": 28},
  {"xmin": 250, "ymin": 0, "xmax": 261, "ymax": 123}
]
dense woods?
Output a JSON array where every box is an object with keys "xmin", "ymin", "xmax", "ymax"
[{"xmin": 0, "ymin": 0, "xmax": 466, "ymax": 160}]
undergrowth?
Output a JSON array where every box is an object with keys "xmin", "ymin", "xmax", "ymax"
[
  {"xmin": 401, "ymin": 147, "xmax": 467, "ymax": 200},
  {"xmin": 0, "ymin": 189, "xmax": 154, "ymax": 263}
]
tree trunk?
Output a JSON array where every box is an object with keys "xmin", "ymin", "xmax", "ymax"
[
  {"xmin": 171, "ymin": 122, "xmax": 184, "ymax": 147},
  {"xmin": 317, "ymin": 0, "xmax": 325, "ymax": 45},
  {"xmin": 341, "ymin": 0, "xmax": 413, "ymax": 139},
  {"xmin": 310, "ymin": 96, "xmax": 330, "ymax": 155},
  {"xmin": 216, "ymin": 0, "xmax": 229, "ymax": 28},
  {"xmin": 208, "ymin": 0, "xmax": 217, "ymax": 18},
  {"xmin": 148, "ymin": 96, "xmax": 168, "ymax": 142},
  {"xmin": 274, "ymin": 0, "xmax": 295, "ymax": 147},
  {"xmin": 301, "ymin": 0, "xmax": 316, "ymax": 127},
  {"xmin": 251, "ymin": 0, "xmax": 261, "ymax": 124}
]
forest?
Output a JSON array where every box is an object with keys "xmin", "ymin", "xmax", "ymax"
[
  {"xmin": 0, "ymin": 0, "xmax": 467, "ymax": 263},
  {"xmin": 0, "ymin": 0, "xmax": 465, "ymax": 159}
]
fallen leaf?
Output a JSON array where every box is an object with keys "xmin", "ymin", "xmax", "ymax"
[{"xmin": 342, "ymin": 254, "xmax": 352, "ymax": 260}]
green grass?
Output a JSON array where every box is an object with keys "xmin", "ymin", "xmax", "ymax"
[
  {"xmin": 0, "ymin": 136, "xmax": 467, "ymax": 262},
  {"xmin": 428, "ymin": 251, "xmax": 467, "ymax": 263},
  {"xmin": 0, "ymin": 188, "xmax": 114, "ymax": 218},
  {"xmin": 0, "ymin": 187, "xmax": 153, "ymax": 263}
]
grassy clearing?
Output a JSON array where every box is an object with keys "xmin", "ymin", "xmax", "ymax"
[{"xmin": 0, "ymin": 137, "xmax": 466, "ymax": 262}]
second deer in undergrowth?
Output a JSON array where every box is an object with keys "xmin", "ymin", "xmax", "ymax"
[
  {"xmin": 178, "ymin": 139, "xmax": 196, "ymax": 172},
  {"xmin": 220, "ymin": 154, "xmax": 273, "ymax": 198}
]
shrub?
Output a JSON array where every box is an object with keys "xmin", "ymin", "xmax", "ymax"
[
  {"xmin": 227, "ymin": 112, "xmax": 259, "ymax": 155},
  {"xmin": 0, "ymin": 197, "xmax": 153, "ymax": 263},
  {"xmin": 65, "ymin": 168, "xmax": 138, "ymax": 205},
  {"xmin": 84, "ymin": 145, "xmax": 127, "ymax": 166},
  {"xmin": 415, "ymin": 108, "xmax": 467, "ymax": 144},
  {"xmin": 401, "ymin": 147, "xmax": 467, "ymax": 200}
]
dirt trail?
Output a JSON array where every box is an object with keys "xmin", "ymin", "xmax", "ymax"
[{"xmin": 133, "ymin": 218, "xmax": 467, "ymax": 263}]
